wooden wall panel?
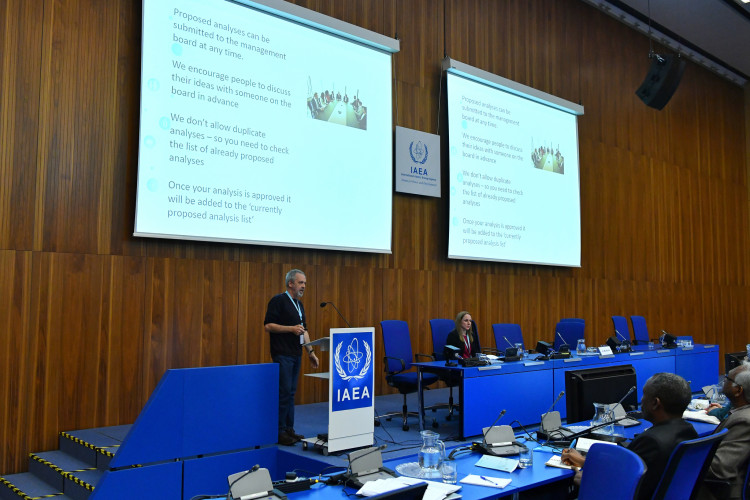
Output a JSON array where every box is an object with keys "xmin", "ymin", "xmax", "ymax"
[
  {"xmin": 0, "ymin": 1, "xmax": 42, "ymax": 251},
  {"xmin": 0, "ymin": 0, "xmax": 748, "ymax": 475}
]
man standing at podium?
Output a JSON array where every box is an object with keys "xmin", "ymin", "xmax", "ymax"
[{"xmin": 265, "ymin": 269, "xmax": 319, "ymax": 446}]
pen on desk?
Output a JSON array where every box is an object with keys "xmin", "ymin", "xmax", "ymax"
[{"xmin": 479, "ymin": 476, "xmax": 500, "ymax": 486}]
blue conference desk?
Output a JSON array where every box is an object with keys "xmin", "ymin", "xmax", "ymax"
[
  {"xmin": 416, "ymin": 344, "xmax": 719, "ymax": 438},
  {"xmin": 294, "ymin": 418, "xmax": 718, "ymax": 500}
]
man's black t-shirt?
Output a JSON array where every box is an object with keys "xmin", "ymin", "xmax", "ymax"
[{"xmin": 264, "ymin": 292, "xmax": 306, "ymax": 357}]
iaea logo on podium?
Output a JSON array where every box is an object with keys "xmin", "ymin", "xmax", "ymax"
[{"xmin": 332, "ymin": 333, "xmax": 373, "ymax": 412}]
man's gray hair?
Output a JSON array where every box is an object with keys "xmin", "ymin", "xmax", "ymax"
[
  {"xmin": 285, "ymin": 269, "xmax": 305, "ymax": 287},
  {"xmin": 731, "ymin": 361, "xmax": 750, "ymax": 395}
]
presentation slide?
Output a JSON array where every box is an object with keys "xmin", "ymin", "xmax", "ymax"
[
  {"xmin": 135, "ymin": 0, "xmax": 394, "ymax": 253},
  {"xmin": 446, "ymin": 72, "xmax": 582, "ymax": 266}
]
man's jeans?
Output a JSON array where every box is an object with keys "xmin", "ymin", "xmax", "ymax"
[{"xmin": 273, "ymin": 354, "xmax": 301, "ymax": 432}]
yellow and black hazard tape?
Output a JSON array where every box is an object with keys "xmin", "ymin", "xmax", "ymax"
[
  {"xmin": 28, "ymin": 454, "xmax": 64, "ymax": 475},
  {"xmin": 0, "ymin": 476, "xmax": 63, "ymax": 499},
  {"xmin": 61, "ymin": 471, "xmax": 95, "ymax": 492},
  {"xmin": 59, "ymin": 432, "xmax": 116, "ymax": 458}
]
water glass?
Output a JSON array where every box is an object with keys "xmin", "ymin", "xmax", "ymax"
[
  {"xmin": 518, "ymin": 446, "xmax": 533, "ymax": 468},
  {"xmin": 515, "ymin": 343, "xmax": 524, "ymax": 359},
  {"xmin": 612, "ymin": 424, "xmax": 625, "ymax": 438},
  {"xmin": 647, "ymin": 341, "xmax": 655, "ymax": 349},
  {"xmin": 746, "ymin": 343, "xmax": 750, "ymax": 360},
  {"xmin": 441, "ymin": 460, "xmax": 457, "ymax": 484}
]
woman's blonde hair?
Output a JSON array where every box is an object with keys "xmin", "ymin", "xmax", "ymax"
[{"xmin": 454, "ymin": 310, "xmax": 474, "ymax": 343}]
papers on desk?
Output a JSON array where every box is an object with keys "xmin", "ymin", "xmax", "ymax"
[
  {"xmin": 474, "ymin": 455, "xmax": 519, "ymax": 473},
  {"xmin": 690, "ymin": 399, "xmax": 710, "ymax": 410},
  {"xmin": 459, "ymin": 475, "xmax": 511, "ymax": 489},
  {"xmin": 545, "ymin": 455, "xmax": 580, "ymax": 471},
  {"xmin": 357, "ymin": 477, "xmax": 460, "ymax": 500},
  {"xmin": 575, "ymin": 437, "xmax": 618, "ymax": 453},
  {"xmin": 683, "ymin": 410, "xmax": 720, "ymax": 425}
]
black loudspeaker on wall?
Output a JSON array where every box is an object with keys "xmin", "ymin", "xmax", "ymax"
[{"xmin": 635, "ymin": 54, "xmax": 686, "ymax": 110}]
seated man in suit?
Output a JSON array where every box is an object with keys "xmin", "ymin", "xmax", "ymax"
[
  {"xmin": 697, "ymin": 361, "xmax": 750, "ymax": 499},
  {"xmin": 562, "ymin": 372, "xmax": 697, "ymax": 500}
]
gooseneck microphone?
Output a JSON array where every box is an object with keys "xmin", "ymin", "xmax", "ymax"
[
  {"xmin": 609, "ymin": 385, "xmax": 636, "ymax": 416},
  {"xmin": 615, "ymin": 329, "xmax": 629, "ymax": 342},
  {"xmin": 503, "ymin": 336, "xmax": 515, "ymax": 349},
  {"xmin": 226, "ymin": 464, "xmax": 260, "ymax": 500},
  {"xmin": 482, "ymin": 409, "xmax": 507, "ymax": 445},
  {"xmin": 556, "ymin": 331, "xmax": 568, "ymax": 348},
  {"xmin": 543, "ymin": 391, "xmax": 565, "ymax": 418},
  {"xmin": 320, "ymin": 301, "xmax": 352, "ymax": 327}
]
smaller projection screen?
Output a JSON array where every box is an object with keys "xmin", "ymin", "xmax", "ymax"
[
  {"xmin": 445, "ymin": 59, "xmax": 584, "ymax": 266},
  {"xmin": 135, "ymin": 0, "xmax": 398, "ymax": 253}
]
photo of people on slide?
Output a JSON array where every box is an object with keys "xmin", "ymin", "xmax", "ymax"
[
  {"xmin": 306, "ymin": 79, "xmax": 367, "ymax": 130},
  {"xmin": 531, "ymin": 142, "xmax": 565, "ymax": 174}
]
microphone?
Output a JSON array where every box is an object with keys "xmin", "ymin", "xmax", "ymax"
[
  {"xmin": 503, "ymin": 336, "xmax": 515, "ymax": 349},
  {"xmin": 544, "ymin": 391, "xmax": 565, "ymax": 417},
  {"xmin": 347, "ymin": 445, "xmax": 388, "ymax": 478},
  {"xmin": 608, "ymin": 386, "xmax": 636, "ymax": 416},
  {"xmin": 561, "ymin": 415, "xmax": 631, "ymax": 442},
  {"xmin": 481, "ymin": 409, "xmax": 507, "ymax": 446},
  {"xmin": 556, "ymin": 331, "xmax": 569, "ymax": 348},
  {"xmin": 538, "ymin": 391, "xmax": 565, "ymax": 440},
  {"xmin": 320, "ymin": 301, "xmax": 352, "ymax": 327},
  {"xmin": 615, "ymin": 330, "xmax": 629, "ymax": 342},
  {"xmin": 227, "ymin": 464, "xmax": 260, "ymax": 500}
]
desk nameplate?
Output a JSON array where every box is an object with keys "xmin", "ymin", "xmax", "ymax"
[
  {"xmin": 629, "ymin": 352, "xmax": 644, "ymax": 356},
  {"xmin": 563, "ymin": 358, "xmax": 581, "ymax": 363}
]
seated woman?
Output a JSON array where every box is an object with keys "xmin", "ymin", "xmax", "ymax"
[{"xmin": 446, "ymin": 311, "xmax": 481, "ymax": 358}]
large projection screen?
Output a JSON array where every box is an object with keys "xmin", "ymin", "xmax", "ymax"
[
  {"xmin": 445, "ymin": 59, "xmax": 584, "ymax": 267},
  {"xmin": 135, "ymin": 0, "xmax": 398, "ymax": 253}
]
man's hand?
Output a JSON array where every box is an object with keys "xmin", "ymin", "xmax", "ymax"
[
  {"xmin": 290, "ymin": 324, "xmax": 305, "ymax": 335},
  {"xmin": 308, "ymin": 351, "xmax": 319, "ymax": 369},
  {"xmin": 561, "ymin": 448, "xmax": 585, "ymax": 468},
  {"xmin": 705, "ymin": 402, "xmax": 723, "ymax": 413}
]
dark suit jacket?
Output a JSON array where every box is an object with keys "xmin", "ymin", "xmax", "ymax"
[
  {"xmin": 627, "ymin": 417, "xmax": 698, "ymax": 500},
  {"xmin": 445, "ymin": 328, "xmax": 480, "ymax": 358}
]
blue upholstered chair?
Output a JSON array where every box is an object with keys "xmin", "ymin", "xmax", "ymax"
[
  {"xmin": 553, "ymin": 320, "xmax": 584, "ymax": 351},
  {"xmin": 492, "ymin": 323, "xmax": 525, "ymax": 351},
  {"xmin": 630, "ymin": 315, "xmax": 651, "ymax": 345},
  {"xmin": 651, "ymin": 428, "xmax": 728, "ymax": 500},
  {"xmin": 379, "ymin": 320, "xmax": 439, "ymax": 431},
  {"xmin": 578, "ymin": 443, "xmax": 646, "ymax": 500},
  {"xmin": 611, "ymin": 315, "xmax": 632, "ymax": 342},
  {"xmin": 429, "ymin": 318, "xmax": 460, "ymax": 420}
]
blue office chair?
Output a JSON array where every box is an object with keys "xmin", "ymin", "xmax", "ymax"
[
  {"xmin": 379, "ymin": 320, "xmax": 439, "ymax": 431},
  {"xmin": 560, "ymin": 317, "xmax": 585, "ymax": 324},
  {"xmin": 553, "ymin": 320, "xmax": 584, "ymax": 351},
  {"xmin": 650, "ymin": 428, "xmax": 728, "ymax": 500},
  {"xmin": 429, "ymin": 318, "xmax": 460, "ymax": 420},
  {"xmin": 612, "ymin": 315, "xmax": 632, "ymax": 342},
  {"xmin": 578, "ymin": 443, "xmax": 646, "ymax": 500},
  {"xmin": 492, "ymin": 323, "xmax": 525, "ymax": 351},
  {"xmin": 630, "ymin": 315, "xmax": 652, "ymax": 345}
]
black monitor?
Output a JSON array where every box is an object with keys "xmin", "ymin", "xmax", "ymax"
[
  {"xmin": 564, "ymin": 364, "xmax": 638, "ymax": 424},
  {"xmin": 366, "ymin": 483, "xmax": 428, "ymax": 500},
  {"xmin": 725, "ymin": 352, "xmax": 748, "ymax": 374}
]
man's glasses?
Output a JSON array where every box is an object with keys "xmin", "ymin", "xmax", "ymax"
[{"xmin": 721, "ymin": 374, "xmax": 738, "ymax": 386}]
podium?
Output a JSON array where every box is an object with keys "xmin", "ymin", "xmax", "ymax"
[{"xmin": 303, "ymin": 327, "xmax": 375, "ymax": 454}]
